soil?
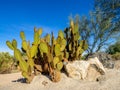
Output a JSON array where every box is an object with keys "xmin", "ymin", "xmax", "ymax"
[{"xmin": 0, "ymin": 60, "xmax": 120, "ymax": 90}]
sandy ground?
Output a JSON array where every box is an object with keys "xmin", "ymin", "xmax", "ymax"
[{"xmin": 0, "ymin": 67, "xmax": 120, "ymax": 90}]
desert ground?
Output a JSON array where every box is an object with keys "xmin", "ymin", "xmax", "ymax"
[{"xmin": 0, "ymin": 60, "xmax": 120, "ymax": 90}]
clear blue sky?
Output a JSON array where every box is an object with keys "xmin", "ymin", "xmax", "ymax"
[{"xmin": 0, "ymin": 0, "xmax": 93, "ymax": 54}]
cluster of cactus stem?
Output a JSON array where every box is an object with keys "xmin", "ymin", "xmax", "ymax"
[
  {"xmin": 6, "ymin": 20, "xmax": 88, "ymax": 83},
  {"xmin": 64, "ymin": 19, "xmax": 88, "ymax": 61},
  {"xmin": 6, "ymin": 39, "xmax": 34, "ymax": 83},
  {"xmin": 38, "ymin": 30, "xmax": 66, "ymax": 82}
]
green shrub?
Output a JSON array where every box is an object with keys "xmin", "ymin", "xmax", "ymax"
[
  {"xmin": 0, "ymin": 52, "xmax": 15, "ymax": 74},
  {"xmin": 112, "ymin": 52, "xmax": 120, "ymax": 60},
  {"xmin": 106, "ymin": 42, "xmax": 120, "ymax": 54}
]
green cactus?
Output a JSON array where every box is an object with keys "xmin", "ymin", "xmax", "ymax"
[
  {"xmin": 53, "ymin": 57, "xmax": 59, "ymax": 68},
  {"xmin": 12, "ymin": 39, "xmax": 17, "ymax": 48},
  {"xmin": 74, "ymin": 21, "xmax": 79, "ymax": 34},
  {"xmin": 83, "ymin": 40, "xmax": 88, "ymax": 50},
  {"xmin": 56, "ymin": 37, "xmax": 61, "ymax": 44},
  {"xmin": 55, "ymin": 44, "xmax": 61, "ymax": 56},
  {"xmin": 20, "ymin": 31, "xmax": 26, "ymax": 41},
  {"xmin": 6, "ymin": 27, "xmax": 66, "ymax": 83},
  {"xmin": 64, "ymin": 19, "xmax": 88, "ymax": 60},
  {"xmin": 47, "ymin": 53, "xmax": 53, "ymax": 63},
  {"xmin": 30, "ymin": 45, "xmax": 37, "ymax": 58},
  {"xmin": 7, "ymin": 42, "xmax": 28, "ymax": 82},
  {"xmin": 37, "ymin": 30, "xmax": 66, "ymax": 82},
  {"xmin": 6, "ymin": 30, "xmax": 40, "ymax": 83},
  {"xmin": 6, "ymin": 19, "xmax": 87, "ymax": 83},
  {"xmin": 6, "ymin": 41, "xmax": 14, "ymax": 50},
  {"xmin": 74, "ymin": 33, "xmax": 80, "ymax": 41},
  {"xmin": 14, "ymin": 49, "xmax": 22, "ymax": 62},
  {"xmin": 39, "ymin": 42, "xmax": 48, "ymax": 54},
  {"xmin": 34, "ymin": 30, "xmax": 39, "ymax": 45},
  {"xmin": 38, "ymin": 28, "xmax": 42, "ymax": 36},
  {"xmin": 22, "ymin": 40, "xmax": 28, "ymax": 51},
  {"xmin": 45, "ymin": 34, "xmax": 50, "ymax": 44},
  {"xmin": 64, "ymin": 50, "xmax": 69, "ymax": 59},
  {"xmin": 58, "ymin": 30, "xmax": 64, "ymax": 39},
  {"xmin": 70, "ymin": 20, "xmax": 74, "ymax": 30},
  {"xmin": 56, "ymin": 62, "xmax": 63, "ymax": 70},
  {"xmin": 6, "ymin": 39, "xmax": 33, "ymax": 83},
  {"xmin": 22, "ymin": 71, "xmax": 29, "ymax": 81},
  {"xmin": 60, "ymin": 39, "xmax": 66, "ymax": 51}
]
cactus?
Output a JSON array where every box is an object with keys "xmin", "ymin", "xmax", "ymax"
[
  {"xmin": 45, "ymin": 34, "xmax": 50, "ymax": 44},
  {"xmin": 60, "ymin": 39, "xmax": 66, "ymax": 51},
  {"xmin": 34, "ymin": 30, "xmax": 39, "ymax": 45},
  {"xmin": 39, "ymin": 42, "xmax": 48, "ymax": 54},
  {"xmin": 55, "ymin": 44, "xmax": 61, "ymax": 56},
  {"xmin": 37, "ymin": 30, "xmax": 66, "ymax": 82},
  {"xmin": 6, "ymin": 28, "xmax": 44, "ymax": 83},
  {"xmin": 30, "ymin": 45, "xmax": 37, "ymax": 58},
  {"xmin": 58, "ymin": 30, "xmax": 64, "ymax": 39},
  {"xmin": 6, "ymin": 41, "xmax": 14, "ymax": 50},
  {"xmin": 6, "ymin": 40, "xmax": 33, "ymax": 83},
  {"xmin": 20, "ymin": 31, "xmax": 26, "ymax": 41},
  {"xmin": 12, "ymin": 39, "xmax": 17, "ymax": 48},
  {"xmin": 22, "ymin": 40, "xmax": 28, "ymax": 51},
  {"xmin": 53, "ymin": 57, "xmax": 59, "ymax": 68},
  {"xmin": 6, "ymin": 19, "xmax": 88, "ymax": 83},
  {"xmin": 38, "ymin": 28, "xmax": 42, "ymax": 36},
  {"xmin": 64, "ymin": 19, "xmax": 88, "ymax": 60},
  {"xmin": 56, "ymin": 62, "xmax": 63, "ymax": 70}
]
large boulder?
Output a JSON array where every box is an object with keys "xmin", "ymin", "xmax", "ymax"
[{"xmin": 64, "ymin": 57, "xmax": 105, "ymax": 81}]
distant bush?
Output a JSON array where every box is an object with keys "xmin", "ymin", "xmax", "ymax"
[
  {"xmin": 106, "ymin": 42, "xmax": 120, "ymax": 54},
  {"xmin": 112, "ymin": 52, "xmax": 120, "ymax": 60},
  {"xmin": 0, "ymin": 52, "xmax": 16, "ymax": 74},
  {"xmin": 106, "ymin": 42, "xmax": 120, "ymax": 60}
]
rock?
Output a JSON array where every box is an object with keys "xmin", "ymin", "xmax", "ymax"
[
  {"xmin": 64, "ymin": 60, "xmax": 89, "ymax": 80},
  {"xmin": 88, "ymin": 52, "xmax": 114, "ymax": 69},
  {"xmin": 42, "ymin": 81, "xmax": 48, "ymax": 86},
  {"xmin": 86, "ymin": 64, "xmax": 101, "ymax": 81},
  {"xmin": 64, "ymin": 57, "xmax": 105, "ymax": 81},
  {"xmin": 88, "ymin": 57, "xmax": 105, "ymax": 74},
  {"xmin": 97, "ymin": 75, "xmax": 106, "ymax": 82}
]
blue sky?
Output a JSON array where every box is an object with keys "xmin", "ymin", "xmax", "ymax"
[{"xmin": 0, "ymin": 0, "xmax": 93, "ymax": 54}]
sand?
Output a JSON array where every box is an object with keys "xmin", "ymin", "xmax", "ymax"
[{"xmin": 0, "ymin": 68, "xmax": 120, "ymax": 90}]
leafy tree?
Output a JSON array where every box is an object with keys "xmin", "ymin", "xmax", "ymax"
[
  {"xmin": 78, "ymin": 0, "xmax": 120, "ymax": 56},
  {"xmin": 94, "ymin": 0, "xmax": 120, "ymax": 36}
]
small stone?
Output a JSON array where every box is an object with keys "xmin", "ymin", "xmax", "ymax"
[{"xmin": 42, "ymin": 81, "xmax": 48, "ymax": 86}]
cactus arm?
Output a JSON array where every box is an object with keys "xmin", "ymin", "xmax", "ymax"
[{"xmin": 6, "ymin": 41, "xmax": 14, "ymax": 50}]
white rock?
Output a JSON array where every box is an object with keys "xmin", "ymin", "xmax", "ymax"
[{"xmin": 64, "ymin": 57, "xmax": 105, "ymax": 81}]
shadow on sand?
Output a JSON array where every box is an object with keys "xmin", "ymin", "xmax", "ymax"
[{"xmin": 12, "ymin": 78, "xmax": 26, "ymax": 83}]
